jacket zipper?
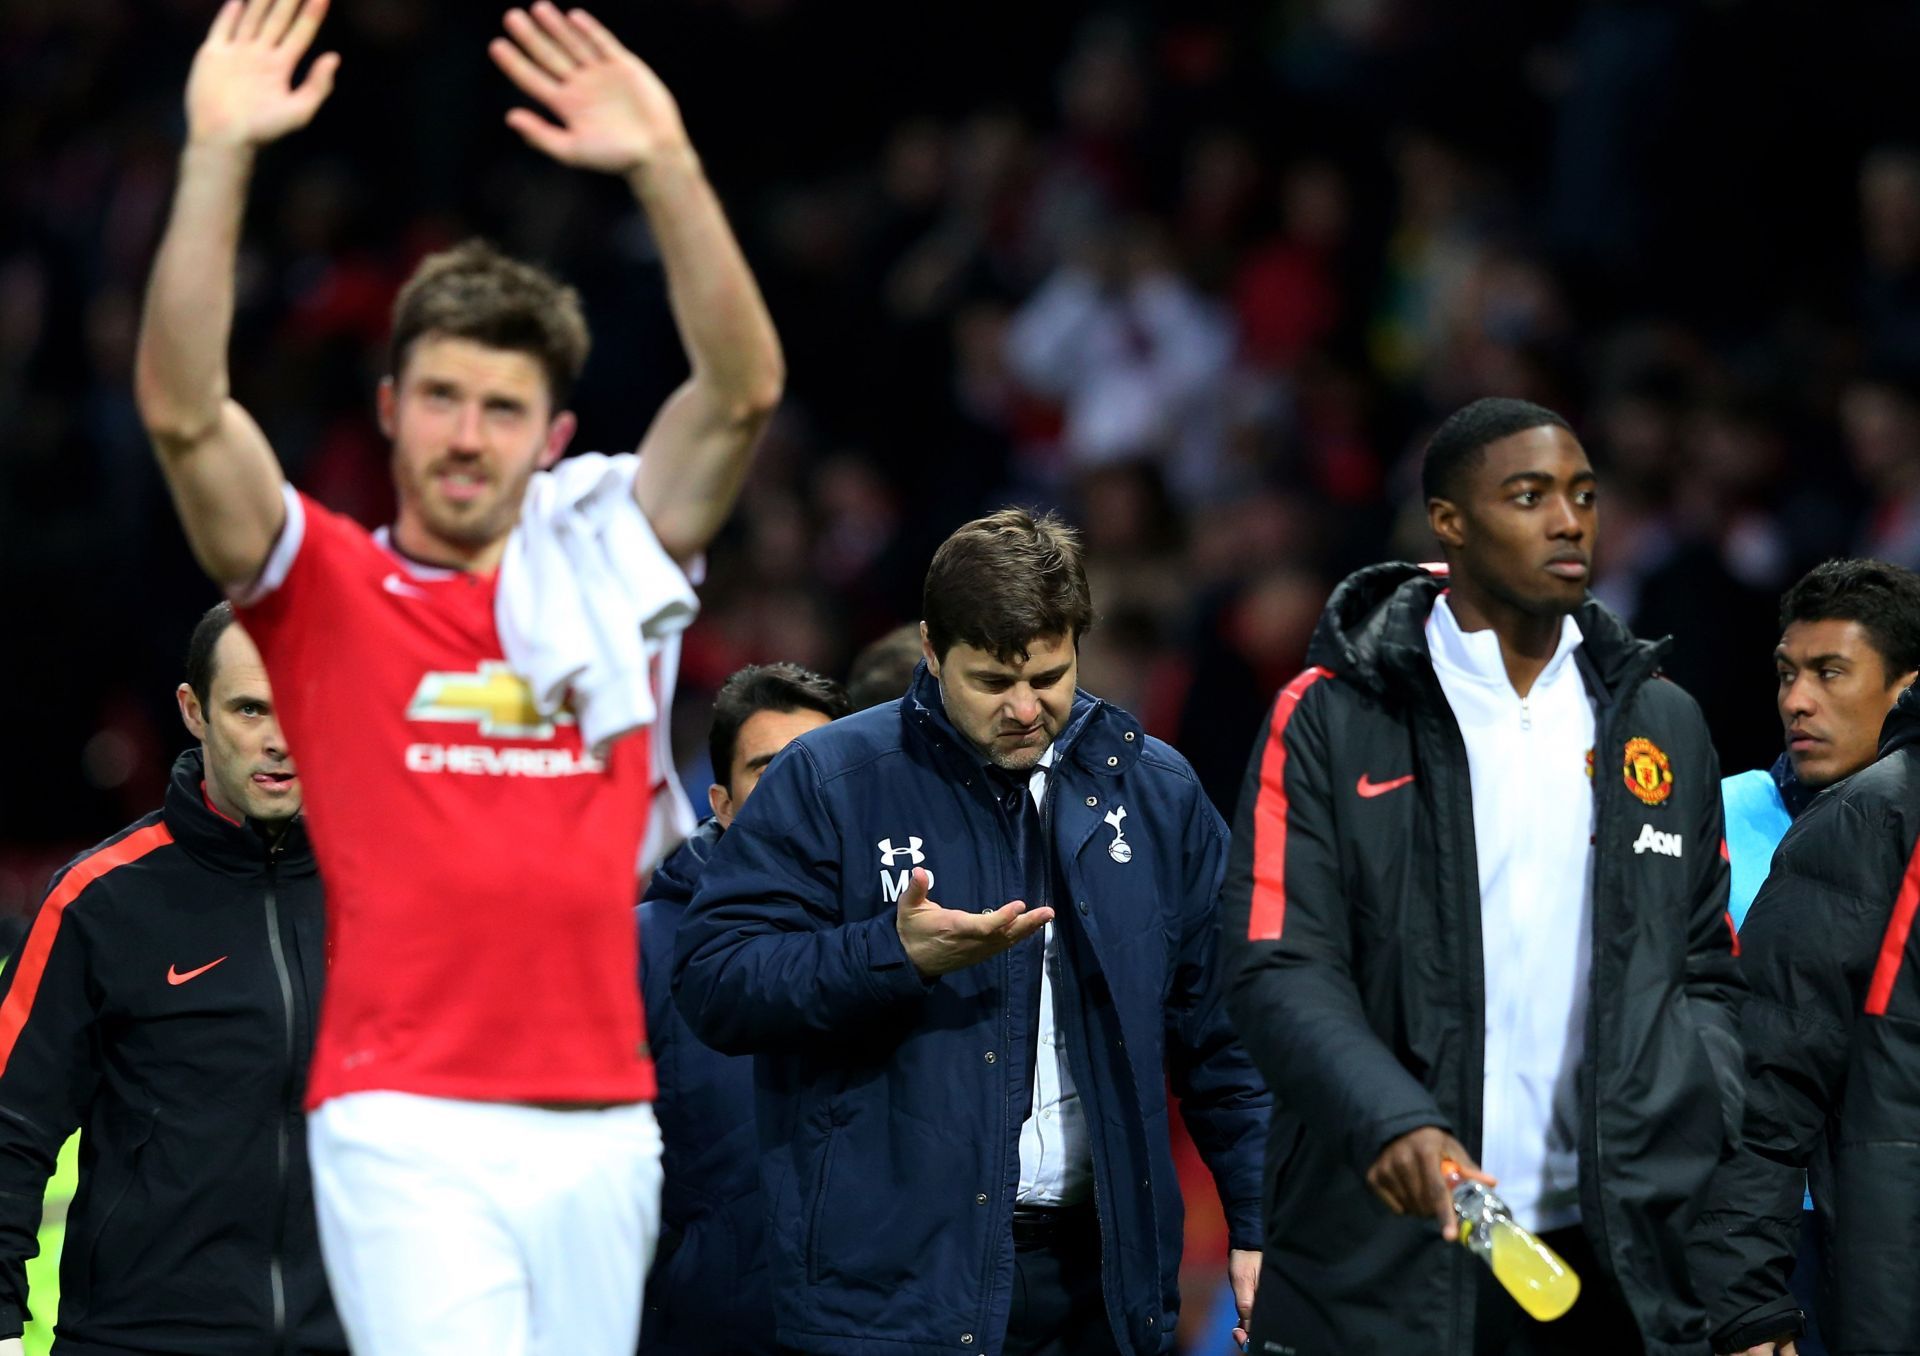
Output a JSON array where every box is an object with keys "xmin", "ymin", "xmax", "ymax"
[
  {"xmin": 263, "ymin": 843, "xmax": 295, "ymax": 1352},
  {"xmin": 1580, "ymin": 666, "xmax": 1651, "ymax": 1312},
  {"xmin": 1035, "ymin": 780, "xmax": 1124, "ymax": 1345}
]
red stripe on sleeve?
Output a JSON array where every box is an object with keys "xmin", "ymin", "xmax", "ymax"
[
  {"xmin": 1867, "ymin": 833, "xmax": 1920, "ymax": 1016},
  {"xmin": 0, "ymin": 823, "xmax": 174, "ymax": 1078},
  {"xmin": 1724, "ymin": 912, "xmax": 1741, "ymax": 958},
  {"xmin": 1247, "ymin": 666, "xmax": 1334, "ymax": 942}
]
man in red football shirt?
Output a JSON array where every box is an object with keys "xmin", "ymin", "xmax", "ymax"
[{"xmin": 132, "ymin": 2, "xmax": 782, "ymax": 1353}]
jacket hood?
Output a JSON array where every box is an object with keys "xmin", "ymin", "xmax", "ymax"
[
  {"xmin": 646, "ymin": 816, "xmax": 725, "ymax": 908},
  {"xmin": 1878, "ymin": 682, "xmax": 1920, "ymax": 760},
  {"xmin": 902, "ymin": 659, "xmax": 1148, "ymax": 784},
  {"xmin": 1306, "ymin": 562, "xmax": 1668, "ymax": 703},
  {"xmin": 163, "ymin": 748, "xmax": 316, "ymax": 878}
]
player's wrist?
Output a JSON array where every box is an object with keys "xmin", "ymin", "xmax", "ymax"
[
  {"xmin": 181, "ymin": 135, "xmax": 260, "ymax": 164},
  {"xmin": 625, "ymin": 143, "xmax": 703, "ymax": 196}
]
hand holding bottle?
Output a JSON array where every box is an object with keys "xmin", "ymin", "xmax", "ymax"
[{"xmin": 1367, "ymin": 1125, "xmax": 1489, "ymax": 1240}]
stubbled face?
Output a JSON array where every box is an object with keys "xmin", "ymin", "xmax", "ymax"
[
  {"xmin": 709, "ymin": 707, "xmax": 833, "ymax": 829},
  {"xmin": 380, "ymin": 335, "xmax": 573, "ymax": 560},
  {"xmin": 1776, "ymin": 618, "xmax": 1915, "ymax": 789},
  {"xmin": 925, "ymin": 627, "xmax": 1077, "ymax": 772},
  {"xmin": 176, "ymin": 625, "xmax": 300, "ymax": 825},
  {"xmin": 1433, "ymin": 425, "xmax": 1598, "ymax": 619}
]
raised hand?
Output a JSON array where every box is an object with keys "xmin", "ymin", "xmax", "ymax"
[
  {"xmin": 185, "ymin": 0, "xmax": 340, "ymax": 148},
  {"xmin": 489, "ymin": 4, "xmax": 692, "ymax": 176},
  {"xmin": 893, "ymin": 868, "xmax": 1053, "ymax": 979}
]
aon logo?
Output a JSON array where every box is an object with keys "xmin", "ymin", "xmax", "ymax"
[{"xmin": 1632, "ymin": 824, "xmax": 1683, "ymax": 857}]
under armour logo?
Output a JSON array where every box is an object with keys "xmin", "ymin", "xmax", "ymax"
[{"xmin": 878, "ymin": 836, "xmax": 926, "ymax": 866}]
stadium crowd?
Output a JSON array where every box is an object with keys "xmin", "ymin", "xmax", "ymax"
[{"xmin": 8, "ymin": 0, "xmax": 1920, "ymax": 876}]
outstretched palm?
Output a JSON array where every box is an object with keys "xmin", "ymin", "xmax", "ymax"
[
  {"xmin": 490, "ymin": 4, "xmax": 691, "ymax": 175},
  {"xmin": 186, "ymin": 0, "xmax": 339, "ymax": 147}
]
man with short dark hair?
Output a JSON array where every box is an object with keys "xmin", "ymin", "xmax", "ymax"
[
  {"xmin": 1223, "ymin": 397, "xmax": 1744, "ymax": 1354},
  {"xmin": 1692, "ymin": 691, "xmax": 1920, "ymax": 1356},
  {"xmin": 1694, "ymin": 560, "xmax": 1920, "ymax": 1356},
  {"xmin": 134, "ymin": 2, "xmax": 782, "ymax": 1350},
  {"xmin": 638, "ymin": 663, "xmax": 849, "ymax": 1355},
  {"xmin": 675, "ymin": 508, "xmax": 1269, "ymax": 1355},
  {"xmin": 0, "ymin": 603, "xmax": 340, "ymax": 1356}
]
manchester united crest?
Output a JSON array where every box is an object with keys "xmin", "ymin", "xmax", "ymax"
[{"xmin": 1623, "ymin": 737, "xmax": 1673, "ymax": 806}]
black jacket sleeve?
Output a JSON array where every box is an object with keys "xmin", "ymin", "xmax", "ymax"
[
  {"xmin": 0, "ymin": 883, "xmax": 101, "ymax": 1339},
  {"xmin": 1220, "ymin": 677, "xmax": 1449, "ymax": 1178},
  {"xmin": 1682, "ymin": 733, "xmax": 1746, "ymax": 1145},
  {"xmin": 1164, "ymin": 781, "xmax": 1269, "ymax": 1251},
  {"xmin": 1693, "ymin": 794, "xmax": 1891, "ymax": 1352}
]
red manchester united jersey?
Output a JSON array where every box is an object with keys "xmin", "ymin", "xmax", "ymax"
[{"xmin": 241, "ymin": 490, "xmax": 666, "ymax": 1107}]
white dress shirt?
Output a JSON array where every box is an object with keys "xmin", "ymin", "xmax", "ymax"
[
  {"xmin": 1428, "ymin": 596, "xmax": 1594, "ymax": 1233},
  {"xmin": 1016, "ymin": 746, "xmax": 1093, "ymax": 1205}
]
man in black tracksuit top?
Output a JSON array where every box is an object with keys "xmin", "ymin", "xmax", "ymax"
[
  {"xmin": 1692, "ymin": 684, "xmax": 1920, "ymax": 1355},
  {"xmin": 0, "ymin": 604, "xmax": 340, "ymax": 1355},
  {"xmin": 1223, "ymin": 399, "xmax": 1745, "ymax": 1356}
]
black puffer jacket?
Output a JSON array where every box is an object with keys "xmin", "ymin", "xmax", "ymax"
[
  {"xmin": 1695, "ymin": 685, "xmax": 1920, "ymax": 1355},
  {"xmin": 1221, "ymin": 563, "xmax": 1745, "ymax": 1356},
  {"xmin": 0, "ymin": 751, "xmax": 339, "ymax": 1356}
]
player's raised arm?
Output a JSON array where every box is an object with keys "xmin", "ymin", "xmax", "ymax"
[
  {"xmin": 490, "ymin": 4, "xmax": 783, "ymax": 564},
  {"xmin": 135, "ymin": 0, "xmax": 340, "ymax": 589}
]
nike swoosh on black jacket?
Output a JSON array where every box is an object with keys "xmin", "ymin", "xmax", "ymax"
[
  {"xmin": 0, "ymin": 750, "xmax": 342, "ymax": 1356},
  {"xmin": 1220, "ymin": 563, "xmax": 1744, "ymax": 1356},
  {"xmin": 1693, "ymin": 684, "xmax": 1920, "ymax": 1355}
]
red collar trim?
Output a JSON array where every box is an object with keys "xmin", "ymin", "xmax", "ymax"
[{"xmin": 200, "ymin": 780, "xmax": 244, "ymax": 828}]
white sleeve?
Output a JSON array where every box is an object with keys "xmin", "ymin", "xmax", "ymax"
[{"xmin": 227, "ymin": 484, "xmax": 306, "ymax": 607}]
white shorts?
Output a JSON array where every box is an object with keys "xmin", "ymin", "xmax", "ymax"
[{"xmin": 309, "ymin": 1091, "xmax": 663, "ymax": 1356}]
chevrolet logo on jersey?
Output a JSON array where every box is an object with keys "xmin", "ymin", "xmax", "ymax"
[{"xmin": 406, "ymin": 663, "xmax": 573, "ymax": 740}]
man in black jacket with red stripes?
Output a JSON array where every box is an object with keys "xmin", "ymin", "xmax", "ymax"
[
  {"xmin": 1693, "ymin": 683, "xmax": 1920, "ymax": 1355},
  {"xmin": 0, "ymin": 602, "xmax": 341, "ymax": 1355},
  {"xmin": 1222, "ymin": 398, "xmax": 1744, "ymax": 1356}
]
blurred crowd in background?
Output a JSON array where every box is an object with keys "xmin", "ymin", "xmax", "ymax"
[{"xmin": 3, "ymin": 0, "xmax": 1920, "ymax": 918}]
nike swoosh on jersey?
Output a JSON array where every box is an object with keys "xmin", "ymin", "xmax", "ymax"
[
  {"xmin": 166, "ymin": 956, "xmax": 229, "ymax": 986},
  {"xmin": 382, "ymin": 573, "xmax": 429, "ymax": 599},
  {"xmin": 1355, "ymin": 772, "xmax": 1415, "ymax": 799}
]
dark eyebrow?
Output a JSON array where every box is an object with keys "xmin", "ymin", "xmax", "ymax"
[
  {"xmin": 969, "ymin": 662, "xmax": 1072, "ymax": 685},
  {"xmin": 1499, "ymin": 469, "xmax": 1597, "ymax": 488},
  {"xmin": 1774, "ymin": 650, "xmax": 1851, "ymax": 667},
  {"xmin": 223, "ymin": 693, "xmax": 271, "ymax": 710},
  {"xmin": 743, "ymin": 750, "xmax": 783, "ymax": 772}
]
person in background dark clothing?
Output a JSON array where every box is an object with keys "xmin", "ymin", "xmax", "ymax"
[
  {"xmin": 1696, "ymin": 683, "xmax": 1920, "ymax": 1356},
  {"xmin": 639, "ymin": 663, "xmax": 849, "ymax": 1355},
  {"xmin": 846, "ymin": 624, "xmax": 924, "ymax": 711},
  {"xmin": 1705, "ymin": 559, "xmax": 1920, "ymax": 1356},
  {"xmin": 1223, "ymin": 399, "xmax": 1744, "ymax": 1356},
  {"xmin": 0, "ymin": 602, "xmax": 340, "ymax": 1356},
  {"xmin": 675, "ymin": 509, "xmax": 1269, "ymax": 1356}
]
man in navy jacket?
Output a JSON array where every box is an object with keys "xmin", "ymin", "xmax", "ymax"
[
  {"xmin": 638, "ymin": 662, "xmax": 849, "ymax": 1355},
  {"xmin": 675, "ymin": 508, "xmax": 1269, "ymax": 1356}
]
